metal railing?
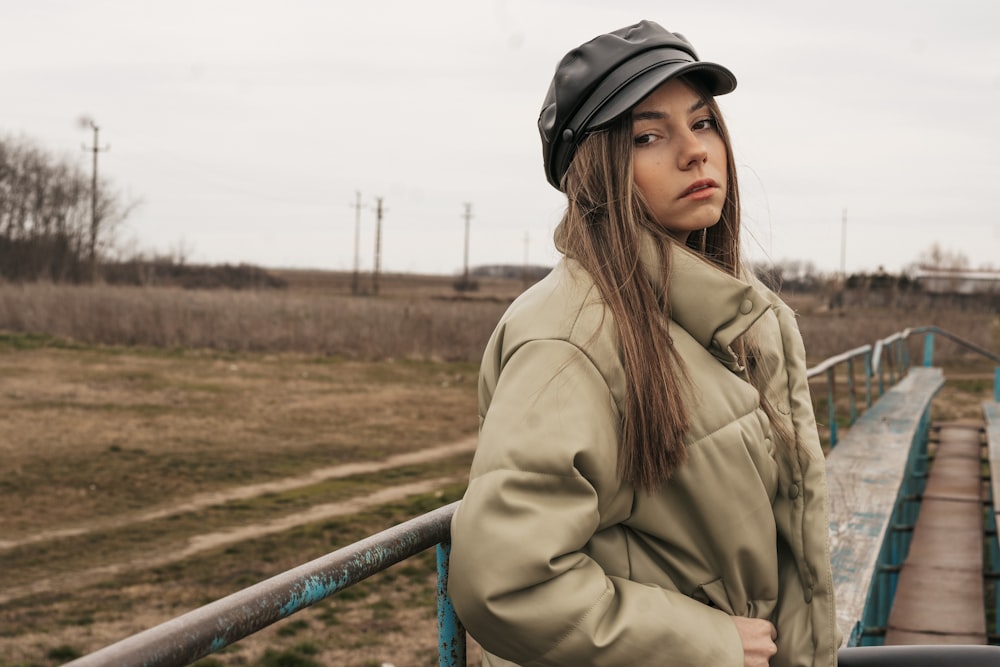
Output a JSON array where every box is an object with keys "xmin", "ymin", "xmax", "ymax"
[
  {"xmin": 68, "ymin": 326, "xmax": 1000, "ymax": 666},
  {"xmin": 67, "ymin": 503, "xmax": 464, "ymax": 667},
  {"xmin": 806, "ymin": 325, "xmax": 1000, "ymax": 447}
]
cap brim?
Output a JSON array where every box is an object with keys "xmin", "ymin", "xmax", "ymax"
[{"xmin": 588, "ymin": 60, "xmax": 737, "ymax": 129}]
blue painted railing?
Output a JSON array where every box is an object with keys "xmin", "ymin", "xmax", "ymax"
[
  {"xmin": 807, "ymin": 325, "xmax": 1000, "ymax": 448},
  {"xmin": 66, "ymin": 326, "xmax": 1000, "ymax": 666},
  {"xmin": 66, "ymin": 503, "xmax": 464, "ymax": 667},
  {"xmin": 986, "ymin": 401, "xmax": 1000, "ymax": 643}
]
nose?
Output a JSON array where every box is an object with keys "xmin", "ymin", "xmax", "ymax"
[{"xmin": 677, "ymin": 130, "xmax": 708, "ymax": 170}]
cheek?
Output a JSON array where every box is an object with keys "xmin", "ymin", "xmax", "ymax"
[
  {"xmin": 633, "ymin": 156, "xmax": 672, "ymax": 199},
  {"xmin": 632, "ymin": 157, "xmax": 649, "ymax": 189},
  {"xmin": 712, "ymin": 139, "xmax": 729, "ymax": 179}
]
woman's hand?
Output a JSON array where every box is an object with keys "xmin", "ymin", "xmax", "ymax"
[{"xmin": 731, "ymin": 617, "xmax": 777, "ymax": 667}]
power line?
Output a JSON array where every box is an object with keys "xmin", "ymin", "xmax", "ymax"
[
  {"xmin": 462, "ymin": 202, "xmax": 472, "ymax": 288},
  {"xmin": 80, "ymin": 118, "xmax": 109, "ymax": 281},
  {"xmin": 841, "ymin": 208, "xmax": 847, "ymax": 279},
  {"xmin": 351, "ymin": 191, "xmax": 362, "ymax": 295},
  {"xmin": 372, "ymin": 197, "xmax": 384, "ymax": 296}
]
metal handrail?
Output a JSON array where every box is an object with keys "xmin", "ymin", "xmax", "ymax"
[
  {"xmin": 65, "ymin": 502, "xmax": 463, "ymax": 667},
  {"xmin": 806, "ymin": 326, "xmax": 999, "ymax": 448},
  {"xmin": 908, "ymin": 325, "xmax": 1000, "ymax": 364},
  {"xmin": 806, "ymin": 344, "xmax": 873, "ymax": 448}
]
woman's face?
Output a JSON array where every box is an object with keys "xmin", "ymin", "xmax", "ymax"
[{"xmin": 630, "ymin": 78, "xmax": 728, "ymax": 242}]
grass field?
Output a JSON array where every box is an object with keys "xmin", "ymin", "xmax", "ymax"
[
  {"xmin": 0, "ymin": 333, "xmax": 481, "ymax": 667},
  {"xmin": 0, "ymin": 273, "xmax": 997, "ymax": 666}
]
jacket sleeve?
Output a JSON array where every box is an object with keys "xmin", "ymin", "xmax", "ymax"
[{"xmin": 449, "ymin": 339, "xmax": 744, "ymax": 666}]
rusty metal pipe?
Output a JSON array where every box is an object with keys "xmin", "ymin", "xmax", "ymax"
[{"xmin": 66, "ymin": 501, "xmax": 460, "ymax": 667}]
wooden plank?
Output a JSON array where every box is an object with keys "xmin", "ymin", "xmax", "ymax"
[
  {"xmin": 826, "ymin": 367, "xmax": 944, "ymax": 644},
  {"xmin": 985, "ymin": 401, "xmax": 1000, "ymax": 516},
  {"xmin": 922, "ymin": 457, "xmax": 981, "ymax": 501},
  {"xmin": 885, "ymin": 630, "xmax": 987, "ymax": 645},
  {"xmin": 884, "ymin": 423, "xmax": 986, "ymax": 644},
  {"xmin": 887, "ymin": 564, "xmax": 985, "ymax": 638}
]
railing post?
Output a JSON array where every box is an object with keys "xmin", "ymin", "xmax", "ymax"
[
  {"xmin": 879, "ymin": 349, "xmax": 885, "ymax": 397},
  {"xmin": 827, "ymin": 366, "xmax": 839, "ymax": 448},
  {"xmin": 986, "ymin": 506, "xmax": 1000, "ymax": 640},
  {"xmin": 923, "ymin": 332, "xmax": 934, "ymax": 367},
  {"xmin": 864, "ymin": 349, "xmax": 873, "ymax": 408},
  {"xmin": 436, "ymin": 539, "xmax": 466, "ymax": 667},
  {"xmin": 888, "ymin": 343, "xmax": 897, "ymax": 387},
  {"xmin": 847, "ymin": 357, "xmax": 858, "ymax": 426}
]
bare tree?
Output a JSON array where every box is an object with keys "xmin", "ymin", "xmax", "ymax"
[
  {"xmin": 917, "ymin": 242, "xmax": 969, "ymax": 271},
  {"xmin": 0, "ymin": 133, "xmax": 135, "ymax": 282},
  {"xmin": 914, "ymin": 242, "xmax": 972, "ymax": 297}
]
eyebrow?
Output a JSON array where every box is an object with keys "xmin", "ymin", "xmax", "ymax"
[{"xmin": 632, "ymin": 98, "xmax": 707, "ymax": 122}]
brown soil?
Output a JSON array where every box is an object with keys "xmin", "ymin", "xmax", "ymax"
[{"xmin": 0, "ymin": 343, "xmax": 481, "ymax": 666}]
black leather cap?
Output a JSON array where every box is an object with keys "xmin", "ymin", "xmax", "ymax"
[{"xmin": 539, "ymin": 20, "xmax": 737, "ymax": 191}]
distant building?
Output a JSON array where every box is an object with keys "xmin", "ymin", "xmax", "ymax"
[
  {"xmin": 914, "ymin": 266, "xmax": 1000, "ymax": 295},
  {"xmin": 471, "ymin": 264, "xmax": 552, "ymax": 281}
]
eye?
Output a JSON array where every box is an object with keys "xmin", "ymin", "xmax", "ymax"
[
  {"xmin": 633, "ymin": 132, "xmax": 658, "ymax": 147},
  {"xmin": 692, "ymin": 117, "xmax": 718, "ymax": 132}
]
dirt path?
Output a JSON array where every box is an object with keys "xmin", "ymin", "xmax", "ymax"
[
  {"xmin": 0, "ymin": 473, "xmax": 468, "ymax": 606},
  {"xmin": 0, "ymin": 437, "xmax": 476, "ymax": 553},
  {"xmin": 0, "ymin": 436, "xmax": 477, "ymax": 606}
]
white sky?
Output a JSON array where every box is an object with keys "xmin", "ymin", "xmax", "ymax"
[{"xmin": 3, "ymin": 0, "xmax": 998, "ymax": 275}]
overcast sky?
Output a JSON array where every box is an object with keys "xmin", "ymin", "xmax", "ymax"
[{"xmin": 3, "ymin": 0, "xmax": 998, "ymax": 276}]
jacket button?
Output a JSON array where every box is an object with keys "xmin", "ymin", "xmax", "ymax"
[
  {"xmin": 788, "ymin": 483, "xmax": 800, "ymax": 499},
  {"xmin": 804, "ymin": 588, "xmax": 813, "ymax": 603},
  {"xmin": 739, "ymin": 299, "xmax": 753, "ymax": 314}
]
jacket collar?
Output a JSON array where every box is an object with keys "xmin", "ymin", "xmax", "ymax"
[
  {"xmin": 554, "ymin": 221, "xmax": 771, "ymax": 371},
  {"xmin": 637, "ymin": 232, "xmax": 771, "ymax": 372}
]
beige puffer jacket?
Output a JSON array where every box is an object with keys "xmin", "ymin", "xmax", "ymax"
[{"xmin": 449, "ymin": 239, "xmax": 839, "ymax": 667}]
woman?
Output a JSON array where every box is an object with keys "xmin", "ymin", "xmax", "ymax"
[{"xmin": 449, "ymin": 20, "xmax": 840, "ymax": 667}]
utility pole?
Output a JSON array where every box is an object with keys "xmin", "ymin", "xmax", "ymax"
[
  {"xmin": 840, "ymin": 208, "xmax": 847, "ymax": 280},
  {"xmin": 351, "ymin": 191, "xmax": 362, "ymax": 295},
  {"xmin": 372, "ymin": 197, "xmax": 384, "ymax": 296},
  {"xmin": 461, "ymin": 202, "xmax": 472, "ymax": 290},
  {"xmin": 81, "ymin": 119, "xmax": 109, "ymax": 282}
]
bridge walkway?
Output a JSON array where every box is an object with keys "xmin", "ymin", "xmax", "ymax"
[{"xmin": 884, "ymin": 421, "xmax": 988, "ymax": 644}]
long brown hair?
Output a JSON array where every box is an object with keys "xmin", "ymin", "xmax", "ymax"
[{"xmin": 557, "ymin": 78, "xmax": 763, "ymax": 492}]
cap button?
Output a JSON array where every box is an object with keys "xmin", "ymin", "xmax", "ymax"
[{"xmin": 562, "ymin": 128, "xmax": 574, "ymax": 142}]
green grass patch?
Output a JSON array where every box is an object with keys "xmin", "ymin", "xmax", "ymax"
[
  {"xmin": 46, "ymin": 644, "xmax": 82, "ymax": 661},
  {"xmin": 0, "ymin": 331, "xmax": 81, "ymax": 351},
  {"xmin": 256, "ymin": 647, "xmax": 320, "ymax": 667},
  {"xmin": 276, "ymin": 618, "xmax": 310, "ymax": 637}
]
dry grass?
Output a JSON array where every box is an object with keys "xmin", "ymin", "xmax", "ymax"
[
  {"xmin": 783, "ymin": 292, "xmax": 1000, "ymax": 365},
  {"xmin": 0, "ymin": 276, "xmax": 519, "ymax": 362}
]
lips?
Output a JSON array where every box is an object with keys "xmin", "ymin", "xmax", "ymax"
[{"xmin": 679, "ymin": 179, "xmax": 719, "ymax": 198}]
